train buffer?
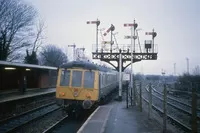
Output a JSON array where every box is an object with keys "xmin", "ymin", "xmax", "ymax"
[{"xmin": 77, "ymin": 100, "xmax": 162, "ymax": 133}]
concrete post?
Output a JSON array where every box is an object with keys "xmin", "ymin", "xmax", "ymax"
[
  {"xmin": 96, "ymin": 20, "xmax": 98, "ymax": 52},
  {"xmin": 191, "ymin": 83, "xmax": 197, "ymax": 133},
  {"xmin": 118, "ymin": 49, "xmax": 122, "ymax": 101},
  {"xmin": 130, "ymin": 24, "xmax": 133, "ymax": 106},
  {"xmin": 126, "ymin": 84, "xmax": 129, "ymax": 108},
  {"xmin": 139, "ymin": 82, "xmax": 142, "ymax": 112},
  {"xmin": 148, "ymin": 83, "xmax": 152, "ymax": 119},
  {"xmin": 163, "ymin": 84, "xmax": 167, "ymax": 133},
  {"xmin": 134, "ymin": 80, "xmax": 137, "ymax": 105}
]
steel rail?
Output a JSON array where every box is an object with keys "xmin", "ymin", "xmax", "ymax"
[{"xmin": 42, "ymin": 114, "xmax": 68, "ymax": 133}]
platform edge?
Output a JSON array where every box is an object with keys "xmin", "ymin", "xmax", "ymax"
[
  {"xmin": 77, "ymin": 106, "xmax": 100, "ymax": 133},
  {"xmin": 100, "ymin": 106, "xmax": 113, "ymax": 133}
]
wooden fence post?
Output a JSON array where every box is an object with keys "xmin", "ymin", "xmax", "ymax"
[
  {"xmin": 139, "ymin": 82, "xmax": 142, "ymax": 112},
  {"xmin": 191, "ymin": 83, "xmax": 197, "ymax": 133},
  {"xmin": 148, "ymin": 83, "xmax": 152, "ymax": 119}
]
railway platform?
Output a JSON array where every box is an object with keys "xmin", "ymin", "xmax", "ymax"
[
  {"xmin": 0, "ymin": 88, "xmax": 55, "ymax": 104},
  {"xmin": 77, "ymin": 97, "xmax": 162, "ymax": 133}
]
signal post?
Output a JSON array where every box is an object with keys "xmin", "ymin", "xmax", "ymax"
[{"xmin": 87, "ymin": 19, "xmax": 158, "ymax": 103}]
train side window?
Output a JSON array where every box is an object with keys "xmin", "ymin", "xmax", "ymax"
[
  {"xmin": 72, "ymin": 70, "xmax": 82, "ymax": 87},
  {"xmin": 60, "ymin": 70, "xmax": 70, "ymax": 86},
  {"xmin": 103, "ymin": 74, "xmax": 105, "ymax": 86},
  {"xmin": 105, "ymin": 74, "xmax": 107, "ymax": 85},
  {"xmin": 84, "ymin": 71, "xmax": 95, "ymax": 88}
]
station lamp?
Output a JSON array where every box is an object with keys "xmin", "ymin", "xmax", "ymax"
[
  {"xmin": 4, "ymin": 67, "xmax": 16, "ymax": 70},
  {"xmin": 26, "ymin": 68, "xmax": 31, "ymax": 71}
]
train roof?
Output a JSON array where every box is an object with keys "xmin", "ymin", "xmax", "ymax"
[{"xmin": 60, "ymin": 61, "xmax": 115, "ymax": 72}]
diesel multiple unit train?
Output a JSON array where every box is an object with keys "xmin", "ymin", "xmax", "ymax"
[{"xmin": 56, "ymin": 61, "xmax": 129, "ymax": 111}]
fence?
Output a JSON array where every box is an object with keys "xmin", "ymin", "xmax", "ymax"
[
  {"xmin": 133, "ymin": 80, "xmax": 200, "ymax": 133},
  {"xmin": 92, "ymin": 44, "xmax": 158, "ymax": 53}
]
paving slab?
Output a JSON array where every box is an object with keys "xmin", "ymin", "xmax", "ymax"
[
  {"xmin": 0, "ymin": 88, "xmax": 55, "ymax": 103},
  {"xmin": 78, "ymin": 99, "xmax": 162, "ymax": 133}
]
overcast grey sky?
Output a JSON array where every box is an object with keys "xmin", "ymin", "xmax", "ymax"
[{"xmin": 25, "ymin": 0, "xmax": 199, "ymax": 75}]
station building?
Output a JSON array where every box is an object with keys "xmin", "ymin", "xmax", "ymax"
[{"xmin": 0, "ymin": 61, "xmax": 57, "ymax": 93}]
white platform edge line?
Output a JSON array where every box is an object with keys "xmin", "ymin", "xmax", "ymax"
[
  {"xmin": 77, "ymin": 106, "xmax": 100, "ymax": 133},
  {"xmin": 100, "ymin": 106, "xmax": 113, "ymax": 133},
  {"xmin": 0, "ymin": 90, "xmax": 56, "ymax": 103}
]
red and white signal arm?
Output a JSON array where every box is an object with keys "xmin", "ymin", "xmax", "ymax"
[
  {"xmin": 124, "ymin": 23, "xmax": 138, "ymax": 29},
  {"xmin": 124, "ymin": 24, "xmax": 135, "ymax": 27},
  {"xmin": 124, "ymin": 36, "xmax": 137, "ymax": 39},
  {"xmin": 145, "ymin": 32, "xmax": 153, "ymax": 35},
  {"xmin": 146, "ymin": 32, "xmax": 157, "ymax": 38},
  {"xmin": 102, "ymin": 41, "xmax": 114, "ymax": 44},
  {"xmin": 86, "ymin": 20, "xmax": 100, "ymax": 26}
]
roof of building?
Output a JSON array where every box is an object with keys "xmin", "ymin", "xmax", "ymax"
[{"xmin": 0, "ymin": 60, "xmax": 57, "ymax": 70}]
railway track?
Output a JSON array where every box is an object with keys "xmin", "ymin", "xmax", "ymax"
[
  {"xmin": 142, "ymin": 96, "xmax": 192, "ymax": 132},
  {"xmin": 136, "ymin": 82, "xmax": 200, "ymax": 132},
  {"xmin": 0, "ymin": 103, "xmax": 60, "ymax": 133},
  {"xmin": 42, "ymin": 115, "xmax": 68, "ymax": 133},
  {"xmin": 0, "ymin": 96, "xmax": 56, "ymax": 121},
  {"xmin": 151, "ymin": 85, "xmax": 200, "ymax": 119}
]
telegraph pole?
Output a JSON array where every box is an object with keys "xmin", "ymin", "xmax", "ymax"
[
  {"xmin": 174, "ymin": 63, "xmax": 176, "ymax": 76},
  {"xmin": 186, "ymin": 58, "xmax": 189, "ymax": 75},
  {"xmin": 124, "ymin": 20, "xmax": 138, "ymax": 106},
  {"xmin": 131, "ymin": 23, "xmax": 133, "ymax": 105},
  {"xmin": 145, "ymin": 29, "xmax": 157, "ymax": 53},
  {"xmin": 133, "ymin": 20, "xmax": 136, "ymax": 53},
  {"xmin": 119, "ymin": 49, "xmax": 122, "ymax": 100},
  {"xmin": 87, "ymin": 19, "xmax": 100, "ymax": 52},
  {"xmin": 103, "ymin": 24, "xmax": 115, "ymax": 53}
]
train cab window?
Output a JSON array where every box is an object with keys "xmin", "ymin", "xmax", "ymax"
[
  {"xmin": 60, "ymin": 70, "xmax": 70, "ymax": 86},
  {"xmin": 84, "ymin": 71, "xmax": 95, "ymax": 88},
  {"xmin": 72, "ymin": 70, "xmax": 82, "ymax": 87}
]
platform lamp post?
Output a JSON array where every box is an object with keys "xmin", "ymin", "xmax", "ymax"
[
  {"xmin": 86, "ymin": 19, "xmax": 100, "ymax": 53},
  {"xmin": 124, "ymin": 20, "xmax": 138, "ymax": 106}
]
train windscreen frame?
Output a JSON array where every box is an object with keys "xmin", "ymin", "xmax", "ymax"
[
  {"xmin": 72, "ymin": 70, "xmax": 82, "ymax": 87},
  {"xmin": 84, "ymin": 71, "xmax": 95, "ymax": 88},
  {"xmin": 60, "ymin": 70, "xmax": 70, "ymax": 86}
]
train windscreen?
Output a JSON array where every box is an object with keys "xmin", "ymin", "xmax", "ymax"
[
  {"xmin": 60, "ymin": 70, "xmax": 70, "ymax": 86},
  {"xmin": 84, "ymin": 71, "xmax": 95, "ymax": 88},
  {"xmin": 72, "ymin": 70, "xmax": 82, "ymax": 87}
]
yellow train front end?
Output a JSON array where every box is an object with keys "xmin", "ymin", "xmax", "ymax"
[{"xmin": 56, "ymin": 67, "xmax": 99, "ymax": 110}]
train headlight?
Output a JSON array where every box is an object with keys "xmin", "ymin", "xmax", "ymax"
[
  {"xmin": 86, "ymin": 93, "xmax": 91, "ymax": 99},
  {"xmin": 59, "ymin": 92, "xmax": 65, "ymax": 96}
]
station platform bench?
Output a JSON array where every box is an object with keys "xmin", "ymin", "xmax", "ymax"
[
  {"xmin": 0, "ymin": 88, "xmax": 55, "ymax": 104},
  {"xmin": 77, "ymin": 100, "xmax": 162, "ymax": 133}
]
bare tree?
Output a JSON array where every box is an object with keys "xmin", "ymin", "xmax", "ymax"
[
  {"xmin": 193, "ymin": 65, "xmax": 200, "ymax": 76},
  {"xmin": 24, "ymin": 20, "xmax": 45, "ymax": 64},
  {"xmin": 0, "ymin": 0, "xmax": 36, "ymax": 61},
  {"xmin": 39, "ymin": 44, "xmax": 68, "ymax": 67}
]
